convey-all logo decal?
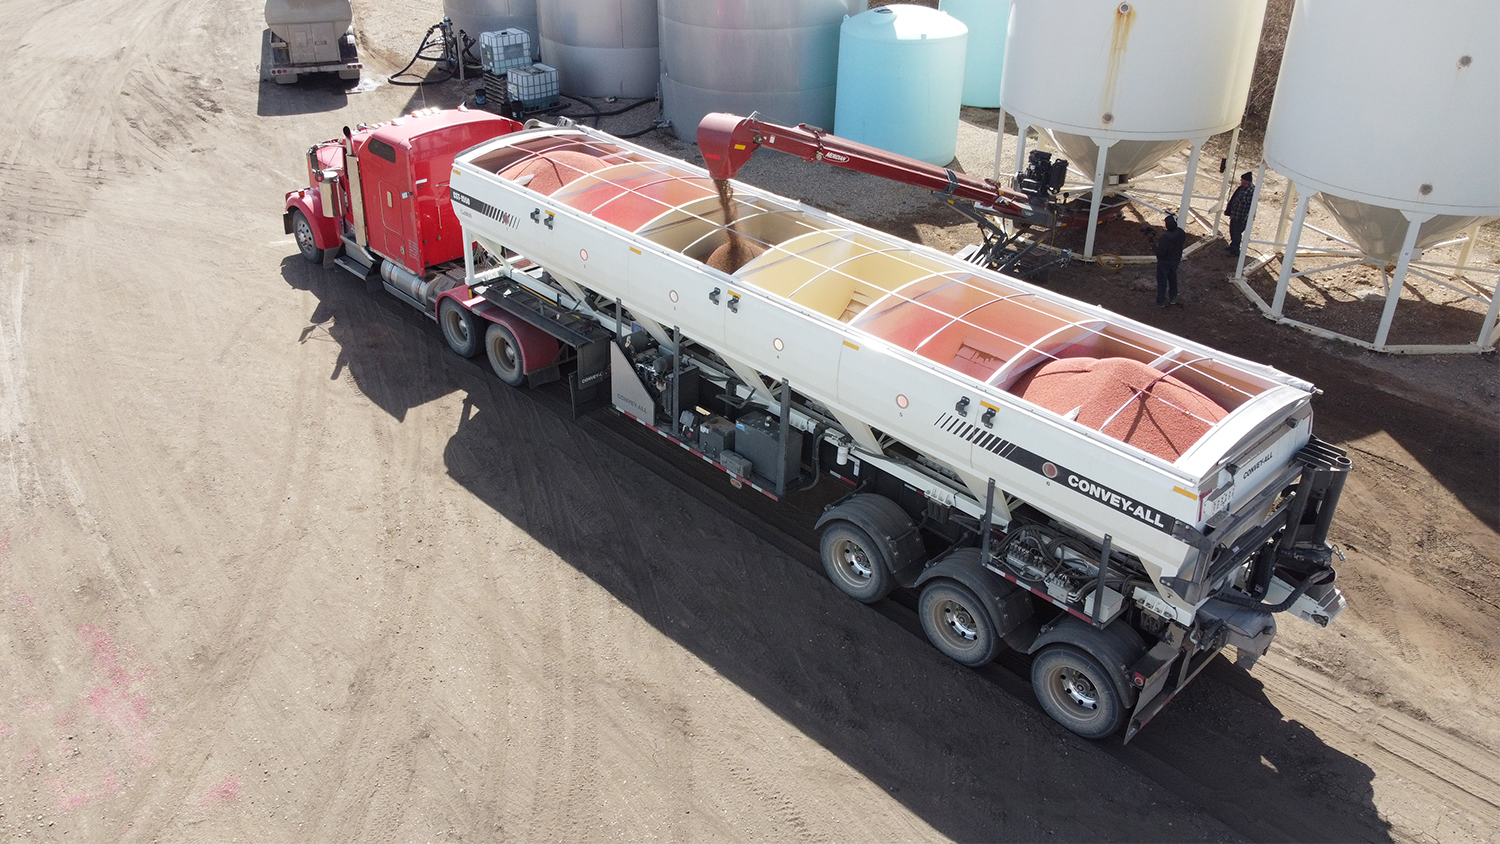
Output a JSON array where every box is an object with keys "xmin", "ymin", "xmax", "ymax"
[
  {"xmin": 451, "ymin": 189, "xmax": 520, "ymax": 229},
  {"xmin": 1065, "ymin": 472, "xmax": 1167, "ymax": 529},
  {"xmin": 934, "ymin": 412, "xmax": 1180, "ymax": 535}
]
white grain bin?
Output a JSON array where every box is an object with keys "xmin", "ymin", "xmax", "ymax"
[
  {"xmin": 1000, "ymin": 0, "xmax": 1266, "ymax": 255},
  {"xmin": 834, "ymin": 5, "xmax": 968, "ymax": 165},
  {"xmin": 939, "ymin": 0, "xmax": 1009, "ymax": 108},
  {"xmin": 660, "ymin": 0, "xmax": 862, "ymax": 141},
  {"xmin": 445, "ymin": 0, "xmax": 539, "ymax": 52},
  {"xmin": 1259, "ymin": 0, "xmax": 1499, "ymax": 351},
  {"xmin": 539, "ymin": 0, "xmax": 658, "ymax": 98},
  {"xmin": 1264, "ymin": 0, "xmax": 1499, "ymax": 263}
]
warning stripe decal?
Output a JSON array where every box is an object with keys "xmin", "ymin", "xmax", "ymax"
[{"xmin": 935, "ymin": 412, "xmax": 1182, "ymax": 536}]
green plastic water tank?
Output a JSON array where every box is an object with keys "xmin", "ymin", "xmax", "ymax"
[{"xmin": 834, "ymin": 5, "xmax": 968, "ymax": 166}]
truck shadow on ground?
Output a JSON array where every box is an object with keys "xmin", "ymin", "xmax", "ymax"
[
  {"xmin": 279, "ymin": 259, "xmax": 1394, "ymax": 842},
  {"xmin": 257, "ymin": 76, "xmax": 351, "ymax": 117},
  {"xmin": 256, "ymin": 26, "xmax": 353, "ymax": 119}
]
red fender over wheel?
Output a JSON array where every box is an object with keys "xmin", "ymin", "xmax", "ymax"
[
  {"xmin": 282, "ymin": 190, "xmax": 340, "ymax": 252},
  {"xmin": 442, "ymin": 294, "xmax": 561, "ymax": 380}
]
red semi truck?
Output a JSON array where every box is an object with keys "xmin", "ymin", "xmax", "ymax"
[{"xmin": 285, "ymin": 109, "xmax": 1349, "ymax": 741}]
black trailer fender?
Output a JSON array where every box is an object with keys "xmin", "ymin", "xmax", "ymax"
[
  {"xmin": 1028, "ymin": 617, "xmax": 1147, "ymax": 709},
  {"xmin": 815, "ymin": 494, "xmax": 925, "ymax": 584},
  {"xmin": 914, "ymin": 548, "xmax": 1033, "ymax": 638}
]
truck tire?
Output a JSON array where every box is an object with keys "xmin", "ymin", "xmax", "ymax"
[
  {"xmin": 485, "ymin": 321, "xmax": 527, "ymax": 387},
  {"xmin": 818, "ymin": 522, "xmax": 893, "ymax": 603},
  {"xmin": 918, "ymin": 580, "xmax": 999, "ymax": 667},
  {"xmin": 1031, "ymin": 645, "xmax": 1126, "ymax": 739},
  {"xmin": 291, "ymin": 210, "xmax": 322, "ymax": 264},
  {"xmin": 438, "ymin": 298, "xmax": 484, "ymax": 358}
]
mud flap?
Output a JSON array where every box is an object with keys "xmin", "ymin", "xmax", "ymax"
[
  {"xmin": 1123, "ymin": 629, "xmax": 1223, "ymax": 743},
  {"xmin": 570, "ymin": 338, "xmax": 610, "ymax": 419}
]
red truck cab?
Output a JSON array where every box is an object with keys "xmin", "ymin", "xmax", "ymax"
[{"xmin": 285, "ymin": 107, "xmax": 523, "ymax": 274}]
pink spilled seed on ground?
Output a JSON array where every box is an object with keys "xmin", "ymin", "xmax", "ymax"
[
  {"xmin": 200, "ymin": 776, "xmax": 242, "ymax": 806},
  {"xmin": 77, "ymin": 624, "xmax": 155, "ymax": 767}
]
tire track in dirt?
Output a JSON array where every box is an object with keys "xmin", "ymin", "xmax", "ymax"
[
  {"xmin": 1254, "ymin": 657, "xmax": 1500, "ymax": 841},
  {"xmin": 128, "ymin": 291, "xmax": 351, "ymax": 838}
]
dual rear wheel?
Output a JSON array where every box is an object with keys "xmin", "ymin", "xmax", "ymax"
[
  {"xmin": 817, "ymin": 515, "xmax": 1127, "ymax": 738},
  {"xmin": 438, "ymin": 298, "xmax": 528, "ymax": 387}
]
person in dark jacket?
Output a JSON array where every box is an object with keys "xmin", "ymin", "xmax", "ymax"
[
  {"xmin": 1225, "ymin": 171, "xmax": 1255, "ymax": 255},
  {"xmin": 1155, "ymin": 213, "xmax": 1187, "ymax": 307}
]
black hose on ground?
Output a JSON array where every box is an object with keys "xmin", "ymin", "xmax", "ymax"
[
  {"xmin": 390, "ymin": 22, "xmax": 460, "ymax": 87},
  {"xmin": 592, "ymin": 97, "xmax": 658, "ymax": 117},
  {"xmin": 617, "ymin": 122, "xmax": 663, "ymax": 139},
  {"xmin": 552, "ymin": 95, "xmax": 658, "ymax": 127},
  {"xmin": 559, "ymin": 95, "xmax": 602, "ymax": 126}
]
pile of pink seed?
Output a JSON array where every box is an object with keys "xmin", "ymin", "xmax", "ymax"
[{"xmin": 1013, "ymin": 356, "xmax": 1228, "ymax": 461}]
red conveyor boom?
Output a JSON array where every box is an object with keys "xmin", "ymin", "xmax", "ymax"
[{"xmin": 697, "ymin": 112, "xmax": 1033, "ymax": 219}]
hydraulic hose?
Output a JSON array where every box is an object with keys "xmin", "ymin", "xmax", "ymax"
[
  {"xmin": 617, "ymin": 124, "xmax": 663, "ymax": 139},
  {"xmin": 551, "ymin": 96, "xmax": 661, "ymax": 132},
  {"xmin": 788, "ymin": 424, "xmax": 827, "ymax": 494},
  {"xmin": 1213, "ymin": 566, "xmax": 1328, "ymax": 613}
]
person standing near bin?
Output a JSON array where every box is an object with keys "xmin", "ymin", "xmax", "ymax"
[
  {"xmin": 1225, "ymin": 171, "xmax": 1255, "ymax": 256},
  {"xmin": 1155, "ymin": 213, "xmax": 1187, "ymax": 307}
]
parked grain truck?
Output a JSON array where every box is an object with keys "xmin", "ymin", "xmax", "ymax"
[
  {"xmin": 264, "ymin": 0, "xmax": 362, "ymax": 84},
  {"xmin": 284, "ymin": 108, "xmax": 1350, "ymax": 741}
]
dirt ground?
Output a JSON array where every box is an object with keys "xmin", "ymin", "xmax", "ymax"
[{"xmin": 1, "ymin": 1, "xmax": 1497, "ymax": 842}]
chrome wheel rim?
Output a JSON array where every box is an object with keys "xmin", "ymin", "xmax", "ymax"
[
  {"xmin": 833, "ymin": 538, "xmax": 872, "ymax": 582},
  {"xmin": 489, "ymin": 334, "xmax": 519, "ymax": 375},
  {"xmin": 1057, "ymin": 667, "xmax": 1099, "ymax": 713},
  {"xmin": 444, "ymin": 310, "xmax": 471, "ymax": 345},
  {"xmin": 939, "ymin": 600, "xmax": 979, "ymax": 642},
  {"xmin": 294, "ymin": 217, "xmax": 316, "ymax": 256}
]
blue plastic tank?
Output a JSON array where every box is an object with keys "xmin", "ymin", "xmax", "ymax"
[
  {"xmin": 834, "ymin": 5, "xmax": 968, "ymax": 166},
  {"xmin": 939, "ymin": 0, "xmax": 1009, "ymax": 107}
]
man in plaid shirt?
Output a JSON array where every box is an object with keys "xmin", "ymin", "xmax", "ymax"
[{"xmin": 1225, "ymin": 172, "xmax": 1255, "ymax": 256}]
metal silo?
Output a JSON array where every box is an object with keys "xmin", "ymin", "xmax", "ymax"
[
  {"xmin": 999, "ymin": 0, "xmax": 1267, "ymax": 257},
  {"xmin": 659, "ymin": 0, "xmax": 861, "ymax": 141},
  {"xmin": 1255, "ymin": 0, "xmax": 1499, "ymax": 352},
  {"xmin": 539, "ymin": 0, "xmax": 659, "ymax": 98},
  {"xmin": 445, "ymin": 0, "xmax": 539, "ymax": 51},
  {"xmin": 834, "ymin": 5, "xmax": 968, "ymax": 165}
]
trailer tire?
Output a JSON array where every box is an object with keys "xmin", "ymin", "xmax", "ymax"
[
  {"xmin": 291, "ymin": 210, "xmax": 323, "ymax": 264},
  {"xmin": 818, "ymin": 522, "xmax": 894, "ymax": 603},
  {"xmin": 438, "ymin": 298, "xmax": 484, "ymax": 358},
  {"xmin": 484, "ymin": 321, "xmax": 527, "ymax": 387},
  {"xmin": 918, "ymin": 580, "xmax": 999, "ymax": 667},
  {"xmin": 1031, "ymin": 645, "xmax": 1126, "ymax": 739}
]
